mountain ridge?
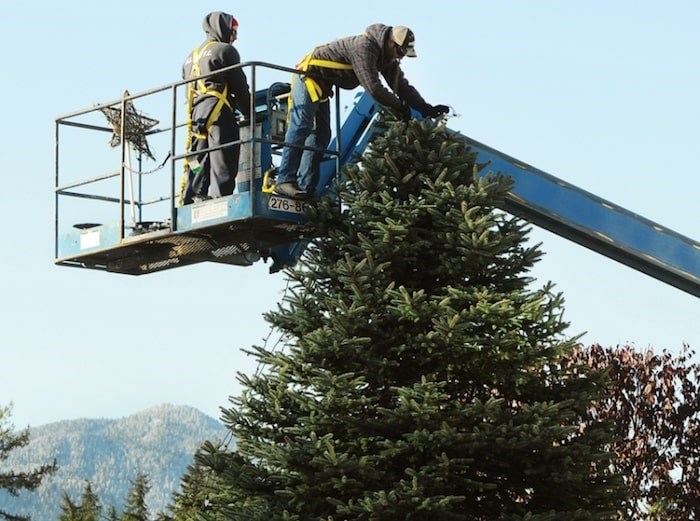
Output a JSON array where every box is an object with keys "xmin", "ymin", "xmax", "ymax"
[{"xmin": 0, "ymin": 403, "xmax": 228, "ymax": 520}]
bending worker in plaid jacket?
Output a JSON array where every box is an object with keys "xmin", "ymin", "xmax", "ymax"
[{"xmin": 274, "ymin": 23, "xmax": 449, "ymax": 200}]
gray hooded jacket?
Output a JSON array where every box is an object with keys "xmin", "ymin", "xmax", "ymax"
[
  {"xmin": 183, "ymin": 12, "xmax": 252, "ymax": 116},
  {"xmin": 306, "ymin": 23, "xmax": 429, "ymax": 113}
]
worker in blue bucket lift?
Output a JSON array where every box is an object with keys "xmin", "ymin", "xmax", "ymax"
[
  {"xmin": 181, "ymin": 11, "xmax": 252, "ymax": 205},
  {"xmin": 273, "ymin": 24, "xmax": 450, "ymax": 200}
]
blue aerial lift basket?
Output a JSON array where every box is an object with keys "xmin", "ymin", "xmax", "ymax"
[
  {"xmin": 53, "ymin": 62, "xmax": 700, "ymax": 297},
  {"xmin": 54, "ymin": 63, "xmax": 332, "ymax": 275}
]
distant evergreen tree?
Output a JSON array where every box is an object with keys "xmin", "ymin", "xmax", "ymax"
[
  {"xmin": 0, "ymin": 404, "xmax": 57, "ymax": 521},
  {"xmin": 120, "ymin": 473, "xmax": 150, "ymax": 521},
  {"xmin": 78, "ymin": 483, "xmax": 101, "ymax": 521},
  {"xmin": 105, "ymin": 505, "xmax": 119, "ymax": 521},
  {"xmin": 0, "ymin": 405, "xmax": 227, "ymax": 520},
  {"xmin": 57, "ymin": 492, "xmax": 80, "ymax": 521},
  {"xmin": 58, "ymin": 482, "xmax": 102, "ymax": 521},
  {"xmin": 175, "ymin": 115, "xmax": 627, "ymax": 519}
]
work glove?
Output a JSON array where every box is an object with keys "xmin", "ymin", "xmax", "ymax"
[{"xmin": 421, "ymin": 104, "xmax": 450, "ymax": 118}]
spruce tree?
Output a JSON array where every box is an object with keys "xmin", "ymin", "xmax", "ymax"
[
  {"xmin": 169, "ymin": 442, "xmax": 231, "ymax": 520},
  {"xmin": 183, "ymin": 115, "xmax": 626, "ymax": 519},
  {"xmin": 0, "ymin": 404, "xmax": 57, "ymax": 521},
  {"xmin": 78, "ymin": 482, "xmax": 101, "ymax": 521},
  {"xmin": 120, "ymin": 473, "xmax": 151, "ymax": 521},
  {"xmin": 58, "ymin": 482, "xmax": 103, "ymax": 521},
  {"xmin": 105, "ymin": 506, "xmax": 119, "ymax": 521},
  {"xmin": 58, "ymin": 481, "xmax": 116, "ymax": 521},
  {"xmin": 58, "ymin": 492, "xmax": 81, "ymax": 521}
]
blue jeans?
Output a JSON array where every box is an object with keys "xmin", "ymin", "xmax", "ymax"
[{"xmin": 276, "ymin": 74, "xmax": 331, "ymax": 193}]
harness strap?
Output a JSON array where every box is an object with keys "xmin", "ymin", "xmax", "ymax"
[
  {"xmin": 296, "ymin": 50, "xmax": 353, "ymax": 102},
  {"xmin": 190, "ymin": 42, "xmax": 232, "ymax": 139},
  {"xmin": 179, "ymin": 41, "xmax": 233, "ymax": 205}
]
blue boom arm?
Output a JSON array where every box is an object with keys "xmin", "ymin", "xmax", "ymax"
[{"xmin": 271, "ymin": 92, "xmax": 700, "ymax": 298}]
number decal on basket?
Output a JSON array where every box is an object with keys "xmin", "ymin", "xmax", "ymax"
[{"xmin": 268, "ymin": 195, "xmax": 309, "ymax": 214}]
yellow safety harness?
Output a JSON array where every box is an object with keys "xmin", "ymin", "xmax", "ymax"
[
  {"xmin": 179, "ymin": 41, "xmax": 233, "ymax": 205},
  {"xmin": 271, "ymin": 41, "xmax": 385, "ymax": 193},
  {"xmin": 261, "ymin": 52, "xmax": 354, "ymax": 195},
  {"xmin": 296, "ymin": 50, "xmax": 353, "ymax": 102}
]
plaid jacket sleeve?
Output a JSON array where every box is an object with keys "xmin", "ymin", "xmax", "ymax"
[{"xmin": 349, "ymin": 38, "xmax": 403, "ymax": 110}]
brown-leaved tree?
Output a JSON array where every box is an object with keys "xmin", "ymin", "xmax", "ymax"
[{"xmin": 566, "ymin": 344, "xmax": 699, "ymax": 519}]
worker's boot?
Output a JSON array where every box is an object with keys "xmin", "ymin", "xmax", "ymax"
[{"xmin": 274, "ymin": 182, "xmax": 309, "ymax": 200}]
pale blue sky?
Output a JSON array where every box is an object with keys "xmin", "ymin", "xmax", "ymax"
[{"xmin": 2, "ymin": 1, "xmax": 698, "ymax": 428}]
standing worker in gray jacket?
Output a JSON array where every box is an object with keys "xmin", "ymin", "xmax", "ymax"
[
  {"xmin": 181, "ymin": 11, "xmax": 252, "ymax": 205},
  {"xmin": 274, "ymin": 23, "xmax": 449, "ymax": 200}
]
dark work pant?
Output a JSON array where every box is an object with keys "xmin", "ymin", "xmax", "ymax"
[{"xmin": 184, "ymin": 97, "xmax": 240, "ymax": 204}]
